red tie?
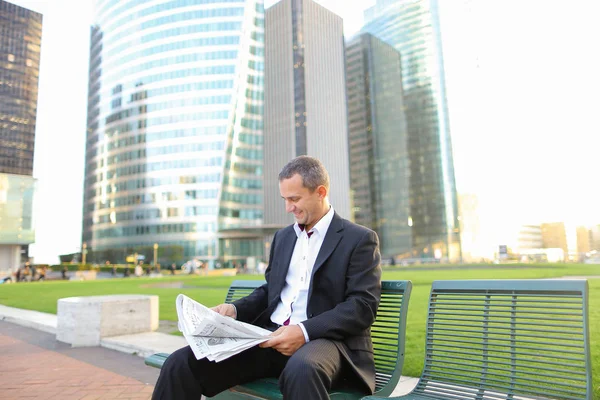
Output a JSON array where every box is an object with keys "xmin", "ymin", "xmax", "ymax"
[
  {"xmin": 283, "ymin": 227, "xmax": 313, "ymax": 326},
  {"xmin": 283, "ymin": 304, "xmax": 293, "ymax": 326},
  {"xmin": 298, "ymin": 224, "xmax": 314, "ymax": 238}
]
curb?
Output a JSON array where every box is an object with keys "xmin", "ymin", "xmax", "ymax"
[
  {"xmin": 0, "ymin": 314, "xmax": 57, "ymax": 335},
  {"xmin": 0, "ymin": 305, "xmax": 57, "ymax": 335}
]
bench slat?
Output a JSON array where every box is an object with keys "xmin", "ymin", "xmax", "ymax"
[{"xmin": 425, "ymin": 353, "xmax": 586, "ymax": 374}]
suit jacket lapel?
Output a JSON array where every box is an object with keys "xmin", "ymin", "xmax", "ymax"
[
  {"xmin": 273, "ymin": 227, "xmax": 297, "ymax": 292},
  {"xmin": 311, "ymin": 213, "xmax": 344, "ymax": 277}
]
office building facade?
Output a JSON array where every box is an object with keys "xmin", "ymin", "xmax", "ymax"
[
  {"xmin": 0, "ymin": 0, "xmax": 41, "ymax": 176},
  {"xmin": 0, "ymin": 0, "xmax": 41, "ymax": 269},
  {"xmin": 362, "ymin": 0, "xmax": 461, "ymax": 261},
  {"xmin": 575, "ymin": 226, "xmax": 591, "ymax": 261},
  {"xmin": 345, "ymin": 33, "xmax": 410, "ymax": 258},
  {"xmin": 517, "ymin": 224, "xmax": 543, "ymax": 252},
  {"xmin": 540, "ymin": 222, "xmax": 568, "ymax": 258},
  {"xmin": 263, "ymin": 0, "xmax": 350, "ymax": 225},
  {"xmin": 83, "ymin": 0, "xmax": 265, "ymax": 264}
]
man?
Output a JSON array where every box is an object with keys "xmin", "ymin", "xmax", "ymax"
[
  {"xmin": 152, "ymin": 156, "xmax": 381, "ymax": 399},
  {"xmin": 36, "ymin": 265, "xmax": 48, "ymax": 281}
]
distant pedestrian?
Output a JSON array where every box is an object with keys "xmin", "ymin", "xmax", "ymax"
[
  {"xmin": 37, "ymin": 266, "xmax": 48, "ymax": 281},
  {"xmin": 106, "ymin": 261, "xmax": 116, "ymax": 277},
  {"xmin": 169, "ymin": 263, "xmax": 176, "ymax": 275},
  {"xmin": 61, "ymin": 265, "xmax": 68, "ymax": 280},
  {"xmin": 21, "ymin": 264, "xmax": 31, "ymax": 282}
]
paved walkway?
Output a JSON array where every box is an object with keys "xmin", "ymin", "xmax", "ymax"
[{"xmin": 0, "ymin": 322, "xmax": 158, "ymax": 400}]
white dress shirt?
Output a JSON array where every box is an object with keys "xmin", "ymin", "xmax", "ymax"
[{"xmin": 270, "ymin": 206, "xmax": 335, "ymax": 342}]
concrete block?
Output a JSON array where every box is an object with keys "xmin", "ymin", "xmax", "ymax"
[{"xmin": 57, "ymin": 295, "xmax": 158, "ymax": 347}]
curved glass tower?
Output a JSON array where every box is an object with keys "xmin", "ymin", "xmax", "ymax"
[{"xmin": 83, "ymin": 0, "xmax": 265, "ymax": 265}]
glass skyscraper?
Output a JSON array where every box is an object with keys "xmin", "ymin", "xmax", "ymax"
[
  {"xmin": 263, "ymin": 0, "xmax": 351, "ymax": 226},
  {"xmin": 362, "ymin": 0, "xmax": 461, "ymax": 262},
  {"xmin": 83, "ymin": 0, "xmax": 265, "ymax": 265},
  {"xmin": 0, "ymin": 0, "xmax": 40, "ymax": 270},
  {"xmin": 0, "ymin": 0, "xmax": 41, "ymax": 176},
  {"xmin": 346, "ymin": 33, "xmax": 411, "ymax": 259}
]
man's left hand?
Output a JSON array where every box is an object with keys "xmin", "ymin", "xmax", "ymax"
[{"xmin": 259, "ymin": 325, "xmax": 306, "ymax": 356}]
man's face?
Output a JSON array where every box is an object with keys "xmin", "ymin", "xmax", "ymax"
[{"xmin": 279, "ymin": 174, "xmax": 322, "ymax": 227}]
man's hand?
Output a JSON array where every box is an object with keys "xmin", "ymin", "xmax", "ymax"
[
  {"xmin": 259, "ymin": 325, "xmax": 306, "ymax": 356},
  {"xmin": 211, "ymin": 303, "xmax": 236, "ymax": 318}
]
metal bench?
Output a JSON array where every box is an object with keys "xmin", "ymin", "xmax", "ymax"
[
  {"xmin": 145, "ymin": 279, "xmax": 412, "ymax": 399},
  {"xmin": 363, "ymin": 279, "xmax": 593, "ymax": 400}
]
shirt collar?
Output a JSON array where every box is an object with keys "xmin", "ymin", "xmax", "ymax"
[{"xmin": 293, "ymin": 206, "xmax": 334, "ymax": 238}]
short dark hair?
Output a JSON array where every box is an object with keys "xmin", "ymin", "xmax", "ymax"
[{"xmin": 279, "ymin": 156, "xmax": 330, "ymax": 192}]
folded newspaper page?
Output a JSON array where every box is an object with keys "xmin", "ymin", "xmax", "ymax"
[{"xmin": 176, "ymin": 294, "xmax": 272, "ymax": 362}]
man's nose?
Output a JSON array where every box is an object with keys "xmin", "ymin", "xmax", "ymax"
[{"xmin": 285, "ymin": 202, "xmax": 295, "ymax": 213}]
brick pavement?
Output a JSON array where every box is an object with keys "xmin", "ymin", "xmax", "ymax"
[{"xmin": 0, "ymin": 333, "xmax": 155, "ymax": 399}]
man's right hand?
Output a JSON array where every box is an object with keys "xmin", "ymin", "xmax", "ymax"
[{"xmin": 211, "ymin": 303, "xmax": 236, "ymax": 319}]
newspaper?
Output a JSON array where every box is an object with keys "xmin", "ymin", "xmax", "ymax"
[{"xmin": 176, "ymin": 294, "xmax": 272, "ymax": 362}]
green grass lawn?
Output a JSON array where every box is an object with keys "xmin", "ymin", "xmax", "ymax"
[{"xmin": 1, "ymin": 264, "xmax": 598, "ymax": 396}]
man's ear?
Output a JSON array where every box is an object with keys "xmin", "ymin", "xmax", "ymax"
[{"xmin": 317, "ymin": 185, "xmax": 327, "ymax": 199}]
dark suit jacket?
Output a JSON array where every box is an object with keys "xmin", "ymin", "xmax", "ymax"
[{"xmin": 233, "ymin": 212, "xmax": 382, "ymax": 393}]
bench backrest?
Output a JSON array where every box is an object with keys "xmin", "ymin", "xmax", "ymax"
[
  {"xmin": 226, "ymin": 279, "xmax": 412, "ymax": 396},
  {"xmin": 413, "ymin": 279, "xmax": 592, "ymax": 400}
]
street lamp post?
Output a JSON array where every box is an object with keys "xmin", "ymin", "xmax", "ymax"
[
  {"xmin": 82, "ymin": 242, "xmax": 87, "ymax": 265},
  {"xmin": 153, "ymin": 243, "xmax": 158, "ymax": 266}
]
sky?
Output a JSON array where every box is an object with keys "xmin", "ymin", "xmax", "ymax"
[
  {"xmin": 438, "ymin": 0, "xmax": 600, "ymax": 253},
  {"xmin": 6, "ymin": 0, "xmax": 600, "ymax": 263}
]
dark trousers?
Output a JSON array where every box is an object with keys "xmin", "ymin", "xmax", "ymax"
[{"xmin": 152, "ymin": 339, "xmax": 352, "ymax": 400}]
